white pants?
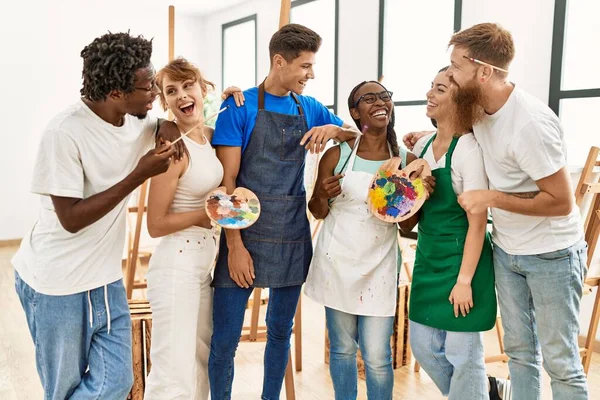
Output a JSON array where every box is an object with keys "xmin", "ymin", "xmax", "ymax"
[{"xmin": 145, "ymin": 228, "xmax": 216, "ymax": 400}]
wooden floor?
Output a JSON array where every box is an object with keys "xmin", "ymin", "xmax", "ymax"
[{"xmin": 1, "ymin": 245, "xmax": 599, "ymax": 399}]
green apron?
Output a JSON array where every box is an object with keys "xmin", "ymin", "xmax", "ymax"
[{"xmin": 409, "ymin": 135, "xmax": 496, "ymax": 332}]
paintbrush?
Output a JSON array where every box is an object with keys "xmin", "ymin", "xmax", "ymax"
[{"xmin": 169, "ymin": 106, "xmax": 230, "ymax": 146}]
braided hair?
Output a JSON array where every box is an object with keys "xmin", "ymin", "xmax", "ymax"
[
  {"xmin": 347, "ymin": 81, "xmax": 399, "ymax": 156},
  {"xmin": 80, "ymin": 32, "xmax": 153, "ymax": 101}
]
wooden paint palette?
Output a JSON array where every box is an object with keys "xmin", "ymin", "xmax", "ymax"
[
  {"xmin": 368, "ymin": 158, "xmax": 431, "ymax": 223},
  {"xmin": 205, "ymin": 187, "xmax": 261, "ymax": 229}
]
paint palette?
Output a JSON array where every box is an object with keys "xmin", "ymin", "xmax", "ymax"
[
  {"xmin": 205, "ymin": 187, "xmax": 261, "ymax": 229},
  {"xmin": 368, "ymin": 158, "xmax": 431, "ymax": 223}
]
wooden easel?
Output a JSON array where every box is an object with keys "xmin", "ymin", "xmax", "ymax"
[
  {"xmin": 124, "ymin": 6, "xmax": 176, "ymax": 298},
  {"xmin": 124, "ymin": 180, "xmax": 150, "ymax": 299},
  {"xmin": 575, "ymin": 146, "xmax": 600, "ymax": 374}
]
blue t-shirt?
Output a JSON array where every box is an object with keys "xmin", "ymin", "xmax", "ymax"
[{"xmin": 212, "ymin": 87, "xmax": 344, "ymax": 152}]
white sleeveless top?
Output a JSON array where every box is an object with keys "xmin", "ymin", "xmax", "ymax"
[{"xmin": 170, "ymin": 134, "xmax": 224, "ymax": 231}]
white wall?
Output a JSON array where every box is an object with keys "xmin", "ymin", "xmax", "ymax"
[
  {"xmin": 462, "ymin": 0, "xmax": 556, "ymax": 104},
  {"xmin": 174, "ymin": 14, "xmax": 208, "ymax": 71},
  {"xmin": 0, "ymin": 0, "xmax": 172, "ymax": 240}
]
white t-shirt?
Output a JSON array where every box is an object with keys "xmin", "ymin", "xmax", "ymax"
[
  {"xmin": 413, "ymin": 132, "xmax": 489, "ymax": 195},
  {"xmin": 12, "ymin": 99, "xmax": 156, "ymax": 295},
  {"xmin": 473, "ymin": 86, "xmax": 582, "ymax": 255}
]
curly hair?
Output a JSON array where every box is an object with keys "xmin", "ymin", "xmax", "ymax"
[
  {"xmin": 347, "ymin": 81, "xmax": 399, "ymax": 157},
  {"xmin": 80, "ymin": 32, "xmax": 153, "ymax": 101}
]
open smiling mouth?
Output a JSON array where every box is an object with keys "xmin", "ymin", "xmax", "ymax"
[
  {"xmin": 179, "ymin": 102, "xmax": 195, "ymax": 116},
  {"xmin": 370, "ymin": 109, "xmax": 388, "ymax": 120}
]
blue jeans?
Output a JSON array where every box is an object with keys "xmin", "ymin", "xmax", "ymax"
[
  {"xmin": 14, "ymin": 271, "xmax": 133, "ymax": 400},
  {"xmin": 208, "ymin": 285, "xmax": 302, "ymax": 400},
  {"xmin": 494, "ymin": 239, "xmax": 589, "ymax": 400},
  {"xmin": 326, "ymin": 307, "xmax": 394, "ymax": 400},
  {"xmin": 410, "ymin": 321, "xmax": 487, "ymax": 399}
]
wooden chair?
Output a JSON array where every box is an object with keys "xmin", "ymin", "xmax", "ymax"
[{"xmin": 128, "ymin": 299, "xmax": 153, "ymax": 400}]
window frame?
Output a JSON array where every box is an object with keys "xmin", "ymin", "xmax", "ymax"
[
  {"xmin": 377, "ymin": 0, "xmax": 463, "ymax": 109},
  {"xmin": 548, "ymin": 0, "xmax": 600, "ymax": 116},
  {"xmin": 290, "ymin": 0, "xmax": 339, "ymax": 113},
  {"xmin": 221, "ymin": 14, "xmax": 258, "ymax": 91}
]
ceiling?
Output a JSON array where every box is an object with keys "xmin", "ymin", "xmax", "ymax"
[{"xmin": 148, "ymin": 0, "xmax": 253, "ymax": 16}]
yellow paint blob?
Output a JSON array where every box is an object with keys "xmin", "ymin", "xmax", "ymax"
[
  {"xmin": 413, "ymin": 178, "xmax": 425, "ymax": 198},
  {"xmin": 369, "ymin": 187, "xmax": 387, "ymax": 209}
]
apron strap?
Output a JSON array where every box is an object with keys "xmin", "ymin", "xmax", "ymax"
[
  {"xmin": 257, "ymin": 81, "xmax": 304, "ymax": 116},
  {"xmin": 258, "ymin": 82, "xmax": 266, "ymax": 110},
  {"xmin": 339, "ymin": 137, "xmax": 393, "ymax": 174},
  {"xmin": 418, "ymin": 133, "xmax": 459, "ymax": 170},
  {"xmin": 445, "ymin": 136, "xmax": 460, "ymax": 169},
  {"xmin": 334, "ymin": 137, "xmax": 360, "ymax": 200},
  {"xmin": 419, "ymin": 133, "xmax": 436, "ymax": 158},
  {"xmin": 338, "ymin": 137, "xmax": 360, "ymax": 175},
  {"xmin": 290, "ymin": 92, "xmax": 305, "ymax": 116}
]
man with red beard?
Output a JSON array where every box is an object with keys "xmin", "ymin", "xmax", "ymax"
[{"xmin": 406, "ymin": 23, "xmax": 588, "ymax": 400}]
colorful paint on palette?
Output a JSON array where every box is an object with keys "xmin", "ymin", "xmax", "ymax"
[
  {"xmin": 206, "ymin": 192, "xmax": 260, "ymax": 229},
  {"xmin": 368, "ymin": 170, "xmax": 426, "ymax": 218}
]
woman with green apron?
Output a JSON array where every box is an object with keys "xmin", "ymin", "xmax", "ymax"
[{"xmin": 408, "ymin": 68, "xmax": 498, "ymax": 400}]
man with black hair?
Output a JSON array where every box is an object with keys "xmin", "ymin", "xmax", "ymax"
[
  {"xmin": 12, "ymin": 32, "xmax": 181, "ymax": 399},
  {"xmin": 209, "ymin": 23, "xmax": 360, "ymax": 399}
]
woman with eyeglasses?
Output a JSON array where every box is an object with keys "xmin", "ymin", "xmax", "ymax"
[
  {"xmin": 143, "ymin": 58, "xmax": 243, "ymax": 400},
  {"xmin": 406, "ymin": 66, "xmax": 502, "ymax": 400},
  {"xmin": 305, "ymin": 80, "xmax": 432, "ymax": 399}
]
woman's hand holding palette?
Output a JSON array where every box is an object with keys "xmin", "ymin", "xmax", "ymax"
[{"xmin": 205, "ymin": 187, "xmax": 261, "ymax": 229}]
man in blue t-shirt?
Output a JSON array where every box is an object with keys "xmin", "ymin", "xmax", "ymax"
[{"xmin": 209, "ymin": 23, "xmax": 360, "ymax": 399}]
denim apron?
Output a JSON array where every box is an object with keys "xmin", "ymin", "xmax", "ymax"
[
  {"xmin": 213, "ymin": 83, "xmax": 312, "ymax": 288},
  {"xmin": 409, "ymin": 135, "xmax": 496, "ymax": 332}
]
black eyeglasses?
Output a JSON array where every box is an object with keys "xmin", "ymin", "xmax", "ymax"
[
  {"xmin": 135, "ymin": 82, "xmax": 160, "ymax": 93},
  {"xmin": 354, "ymin": 90, "xmax": 393, "ymax": 108}
]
